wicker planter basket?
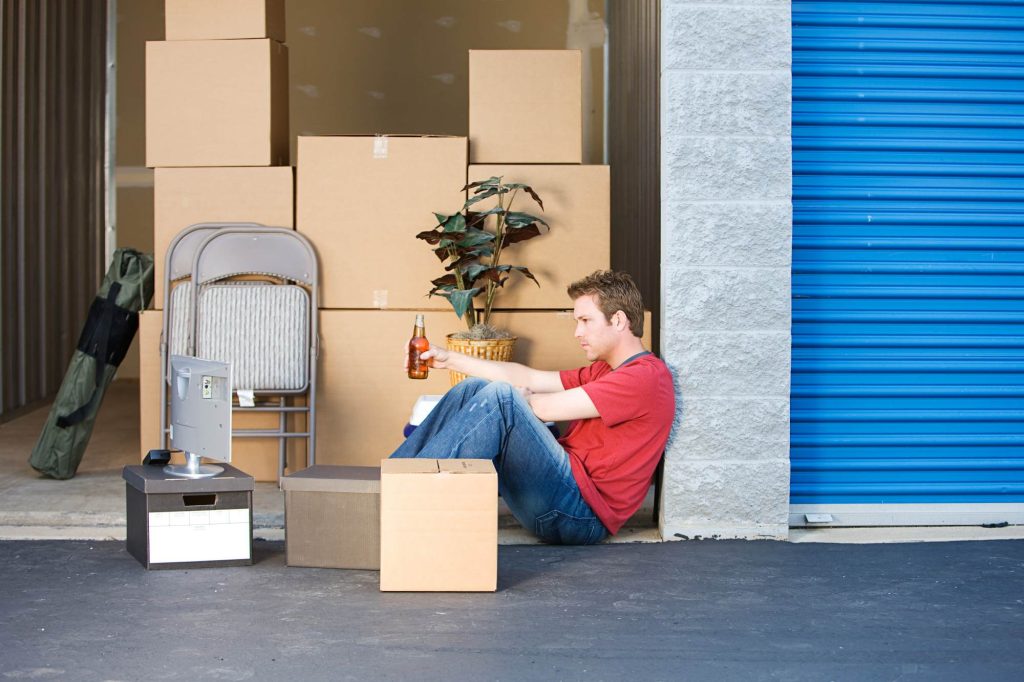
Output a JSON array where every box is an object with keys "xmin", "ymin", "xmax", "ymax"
[{"xmin": 445, "ymin": 334, "xmax": 517, "ymax": 386}]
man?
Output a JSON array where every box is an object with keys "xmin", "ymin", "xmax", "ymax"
[{"xmin": 391, "ymin": 270, "xmax": 675, "ymax": 545}]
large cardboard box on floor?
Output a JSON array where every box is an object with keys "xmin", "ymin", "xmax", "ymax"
[
  {"xmin": 314, "ymin": 309, "xmax": 650, "ymax": 468},
  {"xmin": 138, "ymin": 311, "xmax": 306, "ymax": 482},
  {"xmin": 380, "ymin": 458, "xmax": 497, "ymax": 592},
  {"xmin": 146, "ymin": 39, "xmax": 289, "ymax": 167},
  {"xmin": 152, "ymin": 166, "xmax": 295, "ymax": 307},
  {"xmin": 468, "ymin": 164, "xmax": 609, "ymax": 308},
  {"xmin": 165, "ymin": 0, "xmax": 286, "ymax": 42},
  {"xmin": 469, "ymin": 50, "xmax": 582, "ymax": 164},
  {"xmin": 281, "ymin": 465, "xmax": 380, "ymax": 570},
  {"xmin": 296, "ymin": 135, "xmax": 466, "ymax": 309}
]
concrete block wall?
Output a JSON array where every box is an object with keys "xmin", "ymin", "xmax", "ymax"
[{"xmin": 659, "ymin": 1, "xmax": 792, "ymax": 540}]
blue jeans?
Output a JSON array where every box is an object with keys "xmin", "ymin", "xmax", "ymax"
[{"xmin": 390, "ymin": 378, "xmax": 608, "ymax": 545}]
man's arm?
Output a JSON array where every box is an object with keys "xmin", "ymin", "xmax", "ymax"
[
  {"xmin": 421, "ymin": 346, "xmax": 564, "ymax": 393},
  {"xmin": 527, "ymin": 386, "xmax": 600, "ymax": 422}
]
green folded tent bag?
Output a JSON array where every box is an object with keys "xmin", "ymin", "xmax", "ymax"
[{"xmin": 29, "ymin": 248, "xmax": 154, "ymax": 480}]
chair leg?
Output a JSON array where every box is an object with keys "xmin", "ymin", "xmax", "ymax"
[{"xmin": 278, "ymin": 396, "xmax": 286, "ymax": 484}]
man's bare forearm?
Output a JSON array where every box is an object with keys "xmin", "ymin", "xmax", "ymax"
[
  {"xmin": 421, "ymin": 346, "xmax": 564, "ymax": 393},
  {"xmin": 445, "ymin": 352, "xmax": 535, "ymax": 386}
]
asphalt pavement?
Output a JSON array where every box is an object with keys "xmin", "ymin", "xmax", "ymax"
[{"xmin": 1, "ymin": 538, "xmax": 1022, "ymax": 681}]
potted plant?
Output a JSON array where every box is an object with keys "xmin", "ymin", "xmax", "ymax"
[{"xmin": 416, "ymin": 175, "xmax": 547, "ymax": 384}]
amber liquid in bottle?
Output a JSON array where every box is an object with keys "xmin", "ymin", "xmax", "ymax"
[{"xmin": 407, "ymin": 314, "xmax": 430, "ymax": 380}]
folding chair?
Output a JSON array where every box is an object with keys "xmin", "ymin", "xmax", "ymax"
[{"xmin": 160, "ymin": 222, "xmax": 319, "ymax": 480}]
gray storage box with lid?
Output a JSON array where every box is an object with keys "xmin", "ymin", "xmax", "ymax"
[{"xmin": 122, "ymin": 464, "xmax": 254, "ymax": 570}]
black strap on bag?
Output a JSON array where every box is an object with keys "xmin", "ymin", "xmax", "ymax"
[{"xmin": 56, "ymin": 282, "xmax": 138, "ymax": 428}]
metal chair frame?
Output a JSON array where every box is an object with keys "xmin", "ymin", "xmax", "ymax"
[{"xmin": 159, "ymin": 222, "xmax": 319, "ymax": 479}]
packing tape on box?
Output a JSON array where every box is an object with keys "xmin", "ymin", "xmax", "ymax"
[
  {"xmin": 237, "ymin": 389, "xmax": 255, "ymax": 408},
  {"xmin": 373, "ymin": 135, "xmax": 388, "ymax": 159}
]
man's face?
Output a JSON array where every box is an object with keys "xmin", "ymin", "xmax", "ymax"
[{"xmin": 573, "ymin": 294, "xmax": 616, "ymax": 363}]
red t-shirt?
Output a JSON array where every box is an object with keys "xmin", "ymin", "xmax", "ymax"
[{"xmin": 559, "ymin": 354, "xmax": 675, "ymax": 534}]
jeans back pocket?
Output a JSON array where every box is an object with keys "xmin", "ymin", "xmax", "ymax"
[{"xmin": 534, "ymin": 510, "xmax": 607, "ymax": 545}]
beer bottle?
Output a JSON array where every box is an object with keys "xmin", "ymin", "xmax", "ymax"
[{"xmin": 407, "ymin": 314, "xmax": 430, "ymax": 380}]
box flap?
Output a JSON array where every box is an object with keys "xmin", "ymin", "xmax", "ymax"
[
  {"xmin": 438, "ymin": 459, "xmax": 496, "ymax": 475},
  {"xmin": 381, "ymin": 459, "xmax": 440, "ymax": 475},
  {"xmin": 281, "ymin": 465, "xmax": 380, "ymax": 493}
]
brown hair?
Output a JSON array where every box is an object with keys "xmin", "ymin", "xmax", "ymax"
[{"xmin": 567, "ymin": 270, "xmax": 645, "ymax": 337}]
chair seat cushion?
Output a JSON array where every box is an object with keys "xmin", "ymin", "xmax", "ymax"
[{"xmin": 170, "ymin": 282, "xmax": 309, "ymax": 390}]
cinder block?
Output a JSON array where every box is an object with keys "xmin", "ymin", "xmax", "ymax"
[
  {"xmin": 664, "ymin": 70, "xmax": 791, "ymax": 138},
  {"xmin": 662, "ymin": 4, "xmax": 791, "ymax": 71},
  {"xmin": 663, "ymin": 136, "xmax": 791, "ymax": 202},
  {"xmin": 663, "ymin": 201, "xmax": 792, "ymax": 268},
  {"xmin": 661, "ymin": 458, "xmax": 790, "ymax": 538},
  {"xmin": 661, "ymin": 331, "xmax": 791, "ymax": 397},
  {"xmin": 665, "ymin": 267, "xmax": 791, "ymax": 331},
  {"xmin": 674, "ymin": 397, "xmax": 789, "ymax": 462}
]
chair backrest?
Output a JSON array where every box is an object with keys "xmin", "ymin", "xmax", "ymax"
[
  {"xmin": 162, "ymin": 222, "xmax": 266, "ymax": 311},
  {"xmin": 192, "ymin": 228, "xmax": 318, "ymax": 291},
  {"xmin": 189, "ymin": 227, "xmax": 319, "ymax": 392}
]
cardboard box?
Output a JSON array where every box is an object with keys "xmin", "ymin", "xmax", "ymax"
[
  {"xmin": 380, "ymin": 458, "xmax": 497, "ymax": 592},
  {"xmin": 467, "ymin": 165, "xmax": 609, "ymax": 308},
  {"xmin": 123, "ymin": 464, "xmax": 253, "ymax": 570},
  {"xmin": 469, "ymin": 50, "xmax": 582, "ymax": 164},
  {"xmin": 314, "ymin": 309, "xmax": 651, "ymax": 468},
  {"xmin": 281, "ymin": 465, "xmax": 380, "ymax": 569},
  {"xmin": 296, "ymin": 135, "xmax": 467, "ymax": 309},
  {"xmin": 165, "ymin": 0, "xmax": 286, "ymax": 41},
  {"xmin": 138, "ymin": 310, "xmax": 307, "ymax": 482},
  {"xmin": 152, "ymin": 166, "xmax": 295, "ymax": 307},
  {"xmin": 146, "ymin": 39, "xmax": 289, "ymax": 167}
]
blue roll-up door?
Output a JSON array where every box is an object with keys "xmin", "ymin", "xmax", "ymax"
[{"xmin": 791, "ymin": 1, "xmax": 1024, "ymax": 526}]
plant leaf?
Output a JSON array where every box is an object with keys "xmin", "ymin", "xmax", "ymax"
[
  {"xmin": 416, "ymin": 229, "xmax": 443, "ymax": 244},
  {"xmin": 433, "ymin": 246, "xmax": 450, "ymax": 261},
  {"xmin": 431, "ymin": 274, "xmax": 458, "ymax": 288},
  {"xmin": 457, "ymin": 227, "xmax": 495, "ymax": 248},
  {"xmin": 464, "ymin": 246, "xmax": 494, "ymax": 259},
  {"xmin": 461, "ymin": 176, "xmax": 501, "ymax": 192},
  {"xmin": 443, "ymin": 212, "xmax": 467, "ymax": 233},
  {"xmin": 501, "ymin": 223, "xmax": 542, "ymax": 247},
  {"xmin": 464, "ymin": 186, "xmax": 510, "ymax": 207},
  {"xmin": 462, "ymin": 263, "xmax": 490, "ymax": 284},
  {"xmin": 505, "ymin": 183, "xmax": 544, "ymax": 210},
  {"xmin": 504, "ymin": 211, "xmax": 549, "ymax": 229},
  {"xmin": 445, "ymin": 254, "xmax": 477, "ymax": 272},
  {"xmin": 508, "ymin": 265, "xmax": 540, "ymax": 286},
  {"xmin": 449, "ymin": 287, "xmax": 482, "ymax": 320}
]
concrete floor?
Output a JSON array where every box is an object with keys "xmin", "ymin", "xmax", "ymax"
[
  {"xmin": 0, "ymin": 380, "xmax": 658, "ymax": 543},
  {"xmin": 2, "ymin": 538, "xmax": 1023, "ymax": 681}
]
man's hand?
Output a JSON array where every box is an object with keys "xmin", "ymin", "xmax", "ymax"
[
  {"xmin": 403, "ymin": 344, "xmax": 443, "ymax": 370},
  {"xmin": 419, "ymin": 345, "xmax": 449, "ymax": 369}
]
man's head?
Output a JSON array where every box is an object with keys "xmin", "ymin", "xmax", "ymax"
[
  {"xmin": 567, "ymin": 270, "xmax": 645, "ymax": 336},
  {"xmin": 567, "ymin": 270, "xmax": 645, "ymax": 363}
]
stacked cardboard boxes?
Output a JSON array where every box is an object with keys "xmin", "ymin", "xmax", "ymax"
[
  {"xmin": 468, "ymin": 50, "xmax": 610, "ymax": 305},
  {"xmin": 141, "ymin": 0, "xmax": 299, "ymax": 480},
  {"xmin": 296, "ymin": 50, "xmax": 622, "ymax": 472}
]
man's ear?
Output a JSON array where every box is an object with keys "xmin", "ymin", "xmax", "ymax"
[{"xmin": 613, "ymin": 310, "xmax": 628, "ymax": 331}]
